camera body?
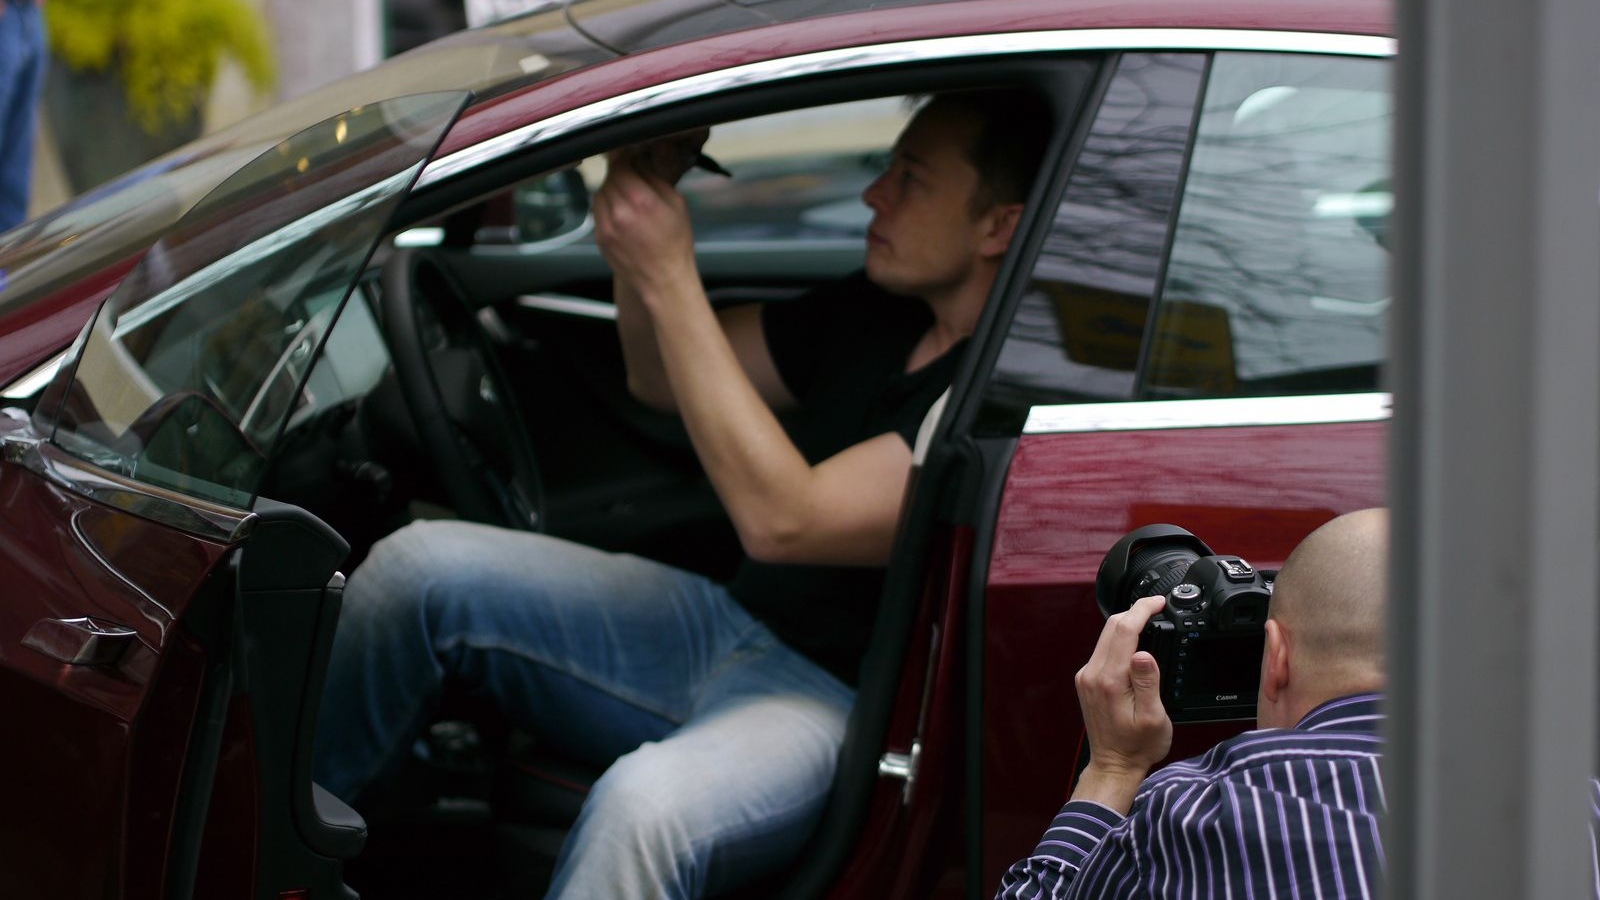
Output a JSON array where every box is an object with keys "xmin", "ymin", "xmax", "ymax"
[{"xmin": 1096, "ymin": 525, "xmax": 1275, "ymax": 722}]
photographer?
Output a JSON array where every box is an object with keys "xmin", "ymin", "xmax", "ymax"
[{"xmin": 995, "ymin": 508, "xmax": 1388, "ymax": 900}]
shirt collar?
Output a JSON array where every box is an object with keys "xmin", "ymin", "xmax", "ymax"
[{"xmin": 1297, "ymin": 692, "xmax": 1384, "ymax": 733}]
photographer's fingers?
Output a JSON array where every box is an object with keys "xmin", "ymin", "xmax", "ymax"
[
  {"xmin": 1073, "ymin": 595, "xmax": 1172, "ymax": 784},
  {"xmin": 1088, "ymin": 595, "xmax": 1165, "ymax": 665},
  {"xmin": 1129, "ymin": 650, "xmax": 1166, "ymax": 721}
]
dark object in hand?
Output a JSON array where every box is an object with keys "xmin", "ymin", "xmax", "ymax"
[
  {"xmin": 693, "ymin": 152, "xmax": 733, "ymax": 178},
  {"xmin": 1096, "ymin": 524, "xmax": 1275, "ymax": 722}
]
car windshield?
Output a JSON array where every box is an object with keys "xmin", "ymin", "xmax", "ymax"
[
  {"xmin": 43, "ymin": 92, "xmax": 468, "ymax": 510},
  {"xmin": 0, "ymin": 5, "xmax": 609, "ymax": 314}
]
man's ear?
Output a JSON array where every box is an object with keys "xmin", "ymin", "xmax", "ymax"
[
  {"xmin": 1262, "ymin": 618, "xmax": 1291, "ymax": 705},
  {"xmin": 979, "ymin": 202, "xmax": 1025, "ymax": 258}
]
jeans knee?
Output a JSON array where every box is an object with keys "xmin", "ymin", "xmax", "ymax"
[
  {"xmin": 345, "ymin": 521, "xmax": 479, "ymax": 620},
  {"xmin": 578, "ymin": 745, "xmax": 706, "ymax": 883}
]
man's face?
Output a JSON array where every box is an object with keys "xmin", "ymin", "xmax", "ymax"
[{"xmin": 861, "ymin": 102, "xmax": 1005, "ymax": 299}]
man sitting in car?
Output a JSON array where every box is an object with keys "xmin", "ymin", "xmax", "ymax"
[
  {"xmin": 997, "ymin": 507, "xmax": 1388, "ymax": 900},
  {"xmin": 316, "ymin": 89, "xmax": 1052, "ymax": 899}
]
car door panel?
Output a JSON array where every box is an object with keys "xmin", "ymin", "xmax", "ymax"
[
  {"xmin": 0, "ymin": 431, "xmax": 233, "ymax": 898},
  {"xmin": 979, "ymin": 417, "xmax": 1387, "ymax": 887},
  {"xmin": 0, "ymin": 94, "xmax": 468, "ymax": 899}
]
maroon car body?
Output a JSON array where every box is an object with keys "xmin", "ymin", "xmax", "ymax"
[{"xmin": 0, "ymin": 0, "xmax": 1392, "ymax": 897}]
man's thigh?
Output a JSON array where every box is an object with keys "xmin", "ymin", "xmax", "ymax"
[{"xmin": 351, "ymin": 521, "xmax": 768, "ymax": 763}]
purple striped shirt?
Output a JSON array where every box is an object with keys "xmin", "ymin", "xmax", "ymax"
[{"xmin": 996, "ymin": 693, "xmax": 1386, "ymax": 900}]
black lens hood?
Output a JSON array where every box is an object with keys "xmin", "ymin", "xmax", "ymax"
[{"xmin": 1095, "ymin": 524, "xmax": 1216, "ymax": 618}]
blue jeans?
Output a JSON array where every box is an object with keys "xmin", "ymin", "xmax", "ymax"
[
  {"xmin": 315, "ymin": 521, "xmax": 854, "ymax": 899},
  {"xmin": 0, "ymin": 0, "xmax": 45, "ymax": 231}
]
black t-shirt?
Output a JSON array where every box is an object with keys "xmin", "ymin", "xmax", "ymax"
[{"xmin": 724, "ymin": 272, "xmax": 966, "ymax": 685}]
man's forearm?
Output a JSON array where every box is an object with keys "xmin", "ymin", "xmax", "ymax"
[
  {"xmin": 615, "ymin": 277, "xmax": 677, "ymax": 411},
  {"xmin": 644, "ymin": 278, "xmax": 820, "ymax": 559}
]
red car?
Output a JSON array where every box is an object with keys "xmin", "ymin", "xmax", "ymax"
[{"xmin": 0, "ymin": 0, "xmax": 1391, "ymax": 896}]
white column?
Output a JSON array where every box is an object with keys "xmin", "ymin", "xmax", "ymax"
[
  {"xmin": 1387, "ymin": 0, "xmax": 1600, "ymax": 897},
  {"xmin": 266, "ymin": 0, "xmax": 385, "ymax": 101}
]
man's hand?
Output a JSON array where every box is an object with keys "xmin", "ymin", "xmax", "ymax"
[
  {"xmin": 1071, "ymin": 594, "xmax": 1173, "ymax": 814},
  {"xmin": 593, "ymin": 148, "xmax": 699, "ymax": 305},
  {"xmin": 618, "ymin": 127, "xmax": 712, "ymax": 185}
]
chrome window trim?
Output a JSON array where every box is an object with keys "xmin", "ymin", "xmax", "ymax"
[
  {"xmin": 1, "ymin": 350, "xmax": 66, "ymax": 400},
  {"xmin": 418, "ymin": 29, "xmax": 1394, "ymax": 189},
  {"xmin": 2, "ymin": 431, "xmax": 256, "ymax": 543},
  {"xmin": 1023, "ymin": 392, "xmax": 1392, "ymax": 434}
]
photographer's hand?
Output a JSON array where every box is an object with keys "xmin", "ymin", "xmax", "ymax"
[{"xmin": 1071, "ymin": 595, "xmax": 1173, "ymax": 815}]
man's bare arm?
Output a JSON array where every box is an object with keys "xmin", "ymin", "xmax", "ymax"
[
  {"xmin": 605, "ymin": 136, "xmax": 797, "ymax": 413},
  {"xmin": 595, "ymin": 154, "xmax": 909, "ymax": 566},
  {"xmin": 634, "ymin": 275, "xmax": 912, "ymax": 565},
  {"xmin": 620, "ymin": 294, "xmax": 796, "ymax": 413}
]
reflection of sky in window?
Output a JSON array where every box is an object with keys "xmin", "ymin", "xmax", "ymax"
[{"xmin": 1163, "ymin": 53, "xmax": 1390, "ymax": 381}]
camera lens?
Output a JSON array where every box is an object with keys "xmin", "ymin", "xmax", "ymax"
[
  {"xmin": 1126, "ymin": 544, "xmax": 1199, "ymax": 606},
  {"xmin": 1096, "ymin": 524, "xmax": 1215, "ymax": 619}
]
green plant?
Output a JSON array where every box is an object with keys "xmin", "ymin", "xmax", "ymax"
[{"xmin": 46, "ymin": 0, "xmax": 276, "ymax": 134}]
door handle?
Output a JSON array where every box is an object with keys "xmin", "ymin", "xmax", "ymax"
[{"xmin": 22, "ymin": 617, "xmax": 138, "ymax": 667}]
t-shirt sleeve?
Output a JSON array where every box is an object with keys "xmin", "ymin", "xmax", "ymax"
[
  {"xmin": 884, "ymin": 339, "xmax": 965, "ymax": 449},
  {"xmin": 759, "ymin": 273, "xmax": 870, "ymax": 401}
]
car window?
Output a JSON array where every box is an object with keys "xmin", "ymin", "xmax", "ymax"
[
  {"xmin": 1149, "ymin": 52, "xmax": 1390, "ymax": 398},
  {"xmin": 502, "ymin": 96, "xmax": 913, "ymax": 246},
  {"xmin": 978, "ymin": 53, "xmax": 1205, "ymax": 432},
  {"xmin": 43, "ymin": 93, "xmax": 467, "ymax": 510},
  {"xmin": 978, "ymin": 51, "xmax": 1391, "ymax": 432},
  {"xmin": 683, "ymin": 99, "xmax": 910, "ymax": 241}
]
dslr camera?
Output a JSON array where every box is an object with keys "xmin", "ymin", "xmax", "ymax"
[{"xmin": 1095, "ymin": 524, "xmax": 1275, "ymax": 722}]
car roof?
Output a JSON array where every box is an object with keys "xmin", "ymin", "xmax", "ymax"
[
  {"xmin": 437, "ymin": 0, "xmax": 1391, "ymax": 157},
  {"xmin": 561, "ymin": 0, "xmax": 1390, "ymax": 58}
]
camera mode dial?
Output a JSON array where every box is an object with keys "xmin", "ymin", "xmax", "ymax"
[{"xmin": 1168, "ymin": 582, "xmax": 1204, "ymax": 610}]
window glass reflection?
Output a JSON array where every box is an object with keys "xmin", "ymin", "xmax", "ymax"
[
  {"xmin": 1150, "ymin": 53, "xmax": 1390, "ymax": 397},
  {"xmin": 49, "ymin": 93, "xmax": 466, "ymax": 508},
  {"xmin": 981, "ymin": 53, "xmax": 1203, "ymax": 432}
]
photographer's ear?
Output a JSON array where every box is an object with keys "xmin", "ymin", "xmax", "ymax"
[{"xmin": 1261, "ymin": 618, "xmax": 1292, "ymax": 710}]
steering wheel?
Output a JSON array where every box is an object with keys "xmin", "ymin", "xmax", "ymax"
[{"xmin": 379, "ymin": 247, "xmax": 544, "ymax": 531}]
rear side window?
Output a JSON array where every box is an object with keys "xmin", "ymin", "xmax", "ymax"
[
  {"xmin": 979, "ymin": 51, "xmax": 1390, "ymax": 432},
  {"xmin": 980, "ymin": 53, "xmax": 1204, "ymax": 431},
  {"xmin": 1149, "ymin": 52, "xmax": 1390, "ymax": 398}
]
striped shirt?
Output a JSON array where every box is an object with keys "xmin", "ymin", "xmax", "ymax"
[{"xmin": 996, "ymin": 693, "xmax": 1386, "ymax": 900}]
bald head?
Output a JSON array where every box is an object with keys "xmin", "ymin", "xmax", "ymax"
[{"xmin": 1269, "ymin": 508, "xmax": 1389, "ymax": 694}]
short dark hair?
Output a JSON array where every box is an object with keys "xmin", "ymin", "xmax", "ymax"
[{"xmin": 923, "ymin": 89, "xmax": 1054, "ymax": 213}]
